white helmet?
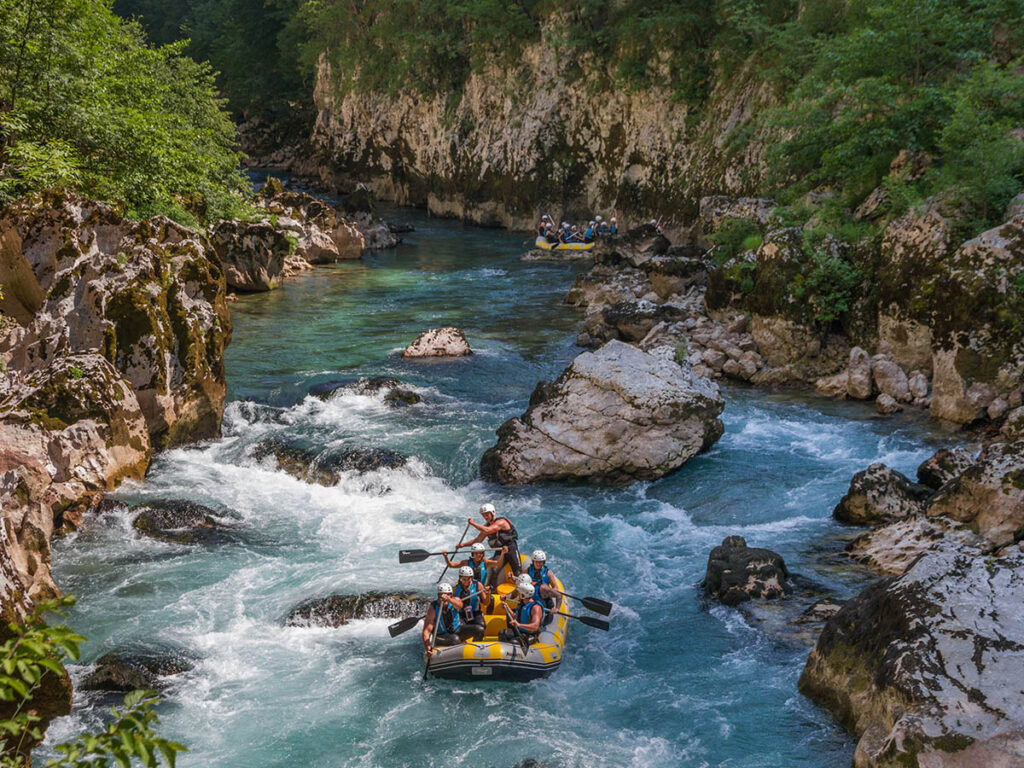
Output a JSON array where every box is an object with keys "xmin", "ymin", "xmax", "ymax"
[
  {"xmin": 437, "ymin": 582, "xmax": 453, "ymax": 595},
  {"xmin": 459, "ymin": 566, "xmax": 474, "ymax": 579},
  {"xmin": 516, "ymin": 574, "xmax": 533, "ymax": 587},
  {"xmin": 611, "ymin": 216, "xmax": 617, "ymax": 222},
  {"xmin": 479, "ymin": 503, "xmax": 496, "ymax": 516},
  {"xmin": 596, "ymin": 215, "xmax": 603, "ymax": 222},
  {"xmin": 531, "ymin": 549, "xmax": 546, "ymax": 563},
  {"xmin": 589, "ymin": 221, "xmax": 596, "ymax": 226},
  {"xmin": 516, "ymin": 582, "xmax": 534, "ymax": 598},
  {"xmin": 470, "ymin": 542, "xmax": 486, "ymax": 554}
]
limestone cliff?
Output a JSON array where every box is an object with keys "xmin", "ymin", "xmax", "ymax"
[{"xmin": 304, "ymin": 37, "xmax": 775, "ymax": 228}]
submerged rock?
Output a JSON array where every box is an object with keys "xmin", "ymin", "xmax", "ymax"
[
  {"xmin": 832, "ymin": 463, "xmax": 933, "ymax": 526},
  {"xmin": 285, "ymin": 592, "xmax": 430, "ymax": 627},
  {"xmin": 702, "ymin": 536, "xmax": 792, "ymax": 606},
  {"xmin": 251, "ymin": 439, "xmax": 407, "ymax": 485},
  {"xmin": 131, "ymin": 500, "xmax": 237, "ymax": 545},
  {"xmin": 480, "ymin": 340, "xmax": 724, "ymax": 484},
  {"xmin": 800, "ymin": 542, "xmax": 1024, "ymax": 768},
  {"xmin": 308, "ymin": 377, "xmax": 421, "ymax": 407},
  {"xmin": 402, "ymin": 327, "xmax": 472, "ymax": 358},
  {"xmin": 80, "ymin": 648, "xmax": 193, "ymax": 692}
]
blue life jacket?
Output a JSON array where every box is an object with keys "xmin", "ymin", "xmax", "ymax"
[
  {"xmin": 584, "ymin": 226, "xmax": 595, "ymax": 240},
  {"xmin": 432, "ymin": 599, "xmax": 460, "ymax": 635},
  {"xmin": 517, "ymin": 598, "xmax": 545, "ymax": 628},
  {"xmin": 610, "ymin": 223, "xmax": 618, "ymax": 234},
  {"xmin": 468, "ymin": 556, "xmax": 487, "ymax": 584},
  {"xmin": 527, "ymin": 564, "xmax": 550, "ymax": 600},
  {"xmin": 455, "ymin": 580, "xmax": 482, "ymax": 620}
]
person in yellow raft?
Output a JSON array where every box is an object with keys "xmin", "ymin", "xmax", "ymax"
[
  {"xmin": 441, "ymin": 542, "xmax": 506, "ymax": 588},
  {"xmin": 456, "ymin": 503, "xmax": 522, "ymax": 587},
  {"xmin": 499, "ymin": 580, "xmax": 546, "ymax": 647},
  {"xmin": 422, "ymin": 582, "xmax": 463, "ymax": 655}
]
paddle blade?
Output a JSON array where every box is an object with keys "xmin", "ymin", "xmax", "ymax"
[
  {"xmin": 388, "ymin": 615, "xmax": 423, "ymax": 637},
  {"xmin": 576, "ymin": 615, "xmax": 610, "ymax": 631},
  {"xmin": 581, "ymin": 597, "xmax": 613, "ymax": 616},
  {"xmin": 399, "ymin": 549, "xmax": 432, "ymax": 564}
]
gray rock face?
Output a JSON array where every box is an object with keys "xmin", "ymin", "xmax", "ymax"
[
  {"xmin": 0, "ymin": 193, "xmax": 231, "ymax": 449},
  {"xmin": 928, "ymin": 441, "xmax": 1024, "ymax": 547},
  {"xmin": 480, "ymin": 340, "xmax": 724, "ymax": 484},
  {"xmin": 800, "ymin": 543, "xmax": 1024, "ymax": 768},
  {"xmin": 702, "ymin": 535, "xmax": 792, "ymax": 606},
  {"xmin": 847, "ymin": 347, "xmax": 873, "ymax": 400},
  {"xmin": 916, "ymin": 447, "xmax": 975, "ymax": 490},
  {"xmin": 833, "ymin": 463, "xmax": 933, "ymax": 526},
  {"xmin": 875, "ymin": 393, "xmax": 901, "ymax": 414},
  {"xmin": 208, "ymin": 220, "xmax": 290, "ymax": 291},
  {"xmin": 0, "ymin": 354, "xmax": 151, "ymax": 602},
  {"xmin": 871, "ymin": 358, "xmax": 910, "ymax": 402},
  {"xmin": 80, "ymin": 649, "xmax": 192, "ymax": 692},
  {"xmin": 285, "ymin": 592, "xmax": 430, "ymax": 627},
  {"xmin": 402, "ymin": 327, "xmax": 472, "ymax": 358}
]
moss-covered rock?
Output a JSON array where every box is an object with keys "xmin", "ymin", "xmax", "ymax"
[{"xmin": 800, "ymin": 542, "xmax": 1024, "ymax": 768}]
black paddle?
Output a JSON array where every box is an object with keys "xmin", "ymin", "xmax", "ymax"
[
  {"xmin": 423, "ymin": 614, "xmax": 440, "ymax": 680},
  {"xmin": 398, "ymin": 549, "xmax": 445, "ymax": 563},
  {"xmin": 501, "ymin": 600, "xmax": 530, "ymax": 654},
  {"xmin": 553, "ymin": 612, "xmax": 610, "ymax": 631},
  {"xmin": 556, "ymin": 590, "xmax": 613, "ymax": 616}
]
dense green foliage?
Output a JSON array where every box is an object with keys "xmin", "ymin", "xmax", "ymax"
[
  {"xmin": 0, "ymin": 596, "xmax": 185, "ymax": 767},
  {"xmin": 295, "ymin": 0, "xmax": 794, "ymax": 102},
  {"xmin": 0, "ymin": 0, "xmax": 246, "ymax": 221},
  {"xmin": 766, "ymin": 0, "xmax": 1024, "ymax": 232},
  {"xmin": 113, "ymin": 0, "xmax": 310, "ymax": 131}
]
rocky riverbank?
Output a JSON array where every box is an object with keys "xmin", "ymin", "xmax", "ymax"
[{"xmin": 564, "ymin": 194, "xmax": 1024, "ymax": 433}]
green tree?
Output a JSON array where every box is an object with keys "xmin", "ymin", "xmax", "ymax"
[
  {"xmin": 0, "ymin": 0, "xmax": 246, "ymax": 221},
  {"xmin": 0, "ymin": 596, "xmax": 185, "ymax": 768}
]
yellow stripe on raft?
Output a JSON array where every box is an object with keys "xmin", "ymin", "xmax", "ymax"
[{"xmin": 535, "ymin": 236, "xmax": 596, "ymax": 251}]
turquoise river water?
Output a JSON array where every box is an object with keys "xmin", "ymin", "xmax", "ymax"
[{"xmin": 44, "ymin": 210, "xmax": 951, "ymax": 767}]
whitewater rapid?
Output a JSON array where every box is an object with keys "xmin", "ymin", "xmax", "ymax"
[{"xmin": 44, "ymin": 212, "xmax": 948, "ymax": 768}]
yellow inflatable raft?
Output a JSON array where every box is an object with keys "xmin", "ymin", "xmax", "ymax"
[
  {"xmin": 534, "ymin": 236, "xmax": 596, "ymax": 252},
  {"xmin": 426, "ymin": 559, "xmax": 569, "ymax": 682}
]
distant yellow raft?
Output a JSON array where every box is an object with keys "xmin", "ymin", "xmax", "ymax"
[
  {"xmin": 426, "ymin": 561, "xmax": 568, "ymax": 682},
  {"xmin": 534, "ymin": 236, "xmax": 596, "ymax": 251}
]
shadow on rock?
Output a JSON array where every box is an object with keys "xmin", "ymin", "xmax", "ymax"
[
  {"xmin": 131, "ymin": 500, "xmax": 241, "ymax": 545},
  {"xmin": 285, "ymin": 592, "xmax": 430, "ymax": 628},
  {"xmin": 79, "ymin": 646, "xmax": 195, "ymax": 693},
  {"xmin": 250, "ymin": 438, "xmax": 408, "ymax": 486}
]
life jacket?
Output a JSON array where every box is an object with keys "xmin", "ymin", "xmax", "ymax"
[
  {"xmin": 584, "ymin": 226, "xmax": 595, "ymax": 240},
  {"xmin": 528, "ymin": 563, "xmax": 549, "ymax": 585},
  {"xmin": 516, "ymin": 598, "xmax": 545, "ymax": 629},
  {"xmin": 527, "ymin": 563, "xmax": 550, "ymax": 600},
  {"xmin": 468, "ymin": 556, "xmax": 487, "ymax": 584},
  {"xmin": 455, "ymin": 580, "xmax": 483, "ymax": 621},
  {"xmin": 486, "ymin": 517, "xmax": 518, "ymax": 548},
  {"xmin": 431, "ymin": 598, "xmax": 460, "ymax": 635},
  {"xmin": 610, "ymin": 223, "xmax": 618, "ymax": 234}
]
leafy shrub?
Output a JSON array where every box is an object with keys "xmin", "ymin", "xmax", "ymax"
[
  {"xmin": 802, "ymin": 248, "xmax": 862, "ymax": 327},
  {"xmin": 0, "ymin": 596, "xmax": 185, "ymax": 768},
  {"xmin": 706, "ymin": 218, "xmax": 762, "ymax": 265}
]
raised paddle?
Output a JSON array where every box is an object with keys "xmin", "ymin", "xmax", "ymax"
[
  {"xmin": 553, "ymin": 612, "xmax": 610, "ymax": 631},
  {"xmin": 437, "ymin": 520, "xmax": 472, "ymax": 583},
  {"xmin": 556, "ymin": 590, "xmax": 613, "ymax": 616}
]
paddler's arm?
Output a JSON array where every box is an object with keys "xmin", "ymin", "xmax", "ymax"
[
  {"xmin": 445, "ymin": 594, "xmax": 464, "ymax": 611},
  {"xmin": 422, "ymin": 606, "xmax": 436, "ymax": 651},
  {"xmin": 483, "ymin": 546, "xmax": 508, "ymax": 566},
  {"xmin": 441, "ymin": 551, "xmax": 461, "ymax": 568},
  {"xmin": 512, "ymin": 604, "xmax": 543, "ymax": 634}
]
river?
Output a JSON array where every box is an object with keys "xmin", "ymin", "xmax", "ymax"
[{"xmin": 44, "ymin": 209, "xmax": 950, "ymax": 768}]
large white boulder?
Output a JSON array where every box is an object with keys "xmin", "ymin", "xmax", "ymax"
[
  {"xmin": 402, "ymin": 327, "xmax": 472, "ymax": 358},
  {"xmin": 480, "ymin": 340, "xmax": 724, "ymax": 483}
]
